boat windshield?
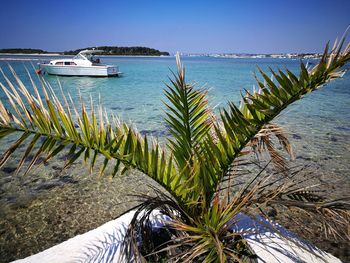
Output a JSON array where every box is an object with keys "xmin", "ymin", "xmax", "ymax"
[
  {"xmin": 73, "ymin": 51, "xmax": 101, "ymax": 63},
  {"xmin": 73, "ymin": 53, "xmax": 86, "ymax": 60},
  {"xmin": 86, "ymin": 54, "xmax": 101, "ymax": 63}
]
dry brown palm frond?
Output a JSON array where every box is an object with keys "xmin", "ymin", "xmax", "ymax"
[
  {"xmin": 216, "ymin": 157, "xmax": 350, "ymax": 244},
  {"xmin": 269, "ymin": 199, "xmax": 350, "ymax": 241},
  {"xmin": 216, "ymin": 122, "xmax": 293, "ymax": 201},
  {"xmin": 238, "ymin": 166, "xmax": 350, "ymax": 241},
  {"xmin": 249, "ymin": 123, "xmax": 294, "ymax": 174},
  {"xmin": 215, "ymin": 123, "xmax": 293, "ymax": 209}
]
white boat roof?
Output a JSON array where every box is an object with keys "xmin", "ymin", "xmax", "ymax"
[{"xmin": 79, "ymin": 49, "xmax": 104, "ymax": 55}]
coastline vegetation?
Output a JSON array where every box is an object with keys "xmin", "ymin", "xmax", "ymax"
[
  {"xmin": 0, "ymin": 37, "xmax": 349, "ymax": 262},
  {"xmin": 0, "ymin": 46, "xmax": 170, "ymax": 56},
  {"xmin": 63, "ymin": 46, "xmax": 170, "ymax": 56},
  {"xmin": 0, "ymin": 48, "xmax": 48, "ymax": 54}
]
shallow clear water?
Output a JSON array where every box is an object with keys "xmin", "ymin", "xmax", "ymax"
[{"xmin": 0, "ymin": 55, "xmax": 349, "ymax": 261}]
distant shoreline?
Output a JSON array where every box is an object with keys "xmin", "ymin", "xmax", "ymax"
[
  {"xmin": 0, "ymin": 53, "xmax": 61, "ymax": 56},
  {"xmin": 0, "ymin": 53, "xmax": 170, "ymax": 57},
  {"xmin": 0, "ymin": 53, "xmax": 321, "ymax": 60}
]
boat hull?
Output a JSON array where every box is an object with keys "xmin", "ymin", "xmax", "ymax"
[{"xmin": 40, "ymin": 64, "xmax": 120, "ymax": 77}]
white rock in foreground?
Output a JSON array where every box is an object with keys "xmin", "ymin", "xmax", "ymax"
[{"xmin": 13, "ymin": 211, "xmax": 341, "ymax": 263}]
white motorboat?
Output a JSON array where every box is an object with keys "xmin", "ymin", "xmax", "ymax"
[{"xmin": 38, "ymin": 50, "xmax": 121, "ymax": 77}]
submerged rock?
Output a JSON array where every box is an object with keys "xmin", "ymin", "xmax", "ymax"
[
  {"xmin": 2, "ymin": 167, "xmax": 17, "ymax": 174},
  {"xmin": 124, "ymin": 107, "xmax": 135, "ymax": 111},
  {"xmin": 7, "ymin": 194, "xmax": 37, "ymax": 210},
  {"xmin": 296, "ymin": 155, "xmax": 311, "ymax": 161},
  {"xmin": 35, "ymin": 181, "xmax": 63, "ymax": 191},
  {"xmin": 335, "ymin": 126, "xmax": 350, "ymax": 131},
  {"xmin": 59, "ymin": 176, "xmax": 78, "ymax": 184},
  {"xmin": 330, "ymin": 136, "xmax": 338, "ymax": 142},
  {"xmin": 110, "ymin": 106, "xmax": 122, "ymax": 110},
  {"xmin": 292, "ymin": 134, "xmax": 302, "ymax": 140},
  {"xmin": 139, "ymin": 129, "xmax": 169, "ymax": 137}
]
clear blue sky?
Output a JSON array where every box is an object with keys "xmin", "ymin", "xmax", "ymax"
[{"xmin": 0, "ymin": 0, "xmax": 349, "ymax": 53}]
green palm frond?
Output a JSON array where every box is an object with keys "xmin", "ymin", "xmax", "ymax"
[
  {"xmin": 164, "ymin": 55, "xmax": 213, "ymax": 170},
  {"xmin": 0, "ymin": 65, "xmax": 179, "ymax": 195},
  {"xmin": 162, "ymin": 54, "xmax": 218, "ymax": 211},
  {"xmin": 198, "ymin": 39, "xmax": 350, "ymax": 202},
  {"xmin": 162, "ymin": 37, "xmax": 350, "ymax": 214}
]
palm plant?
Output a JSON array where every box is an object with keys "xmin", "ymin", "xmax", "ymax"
[{"xmin": 1, "ymin": 38, "xmax": 350, "ymax": 262}]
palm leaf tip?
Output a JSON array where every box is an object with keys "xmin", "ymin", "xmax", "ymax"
[
  {"xmin": 0, "ymin": 64, "xmax": 170, "ymax": 180},
  {"xmin": 164, "ymin": 55, "xmax": 213, "ymax": 166}
]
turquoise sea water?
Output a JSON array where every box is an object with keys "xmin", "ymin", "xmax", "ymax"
[
  {"xmin": 1, "ymin": 56, "xmax": 349, "ymax": 159},
  {"xmin": 0, "ymin": 55, "xmax": 349, "ymax": 260}
]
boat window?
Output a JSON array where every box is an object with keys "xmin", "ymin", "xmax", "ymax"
[
  {"xmin": 86, "ymin": 54, "xmax": 93, "ymax": 61},
  {"xmin": 56, "ymin": 61, "xmax": 76, "ymax": 65},
  {"xmin": 89, "ymin": 55, "xmax": 101, "ymax": 63}
]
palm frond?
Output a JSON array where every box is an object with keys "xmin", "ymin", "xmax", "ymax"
[
  {"xmin": 227, "ymin": 163, "xmax": 350, "ymax": 242},
  {"xmin": 269, "ymin": 196, "xmax": 350, "ymax": 240},
  {"xmin": 0, "ymin": 64, "xmax": 179, "ymax": 196},
  {"xmin": 164, "ymin": 54, "xmax": 213, "ymax": 171},
  {"xmin": 250, "ymin": 123, "xmax": 293, "ymax": 174},
  {"xmin": 197, "ymin": 37, "xmax": 350, "ymax": 204},
  {"xmin": 162, "ymin": 54, "xmax": 219, "ymax": 211}
]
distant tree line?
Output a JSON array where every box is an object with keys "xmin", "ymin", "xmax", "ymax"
[
  {"xmin": 63, "ymin": 46, "xmax": 170, "ymax": 56},
  {"xmin": 0, "ymin": 47, "xmax": 170, "ymax": 56},
  {"xmin": 0, "ymin": 48, "xmax": 47, "ymax": 54}
]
